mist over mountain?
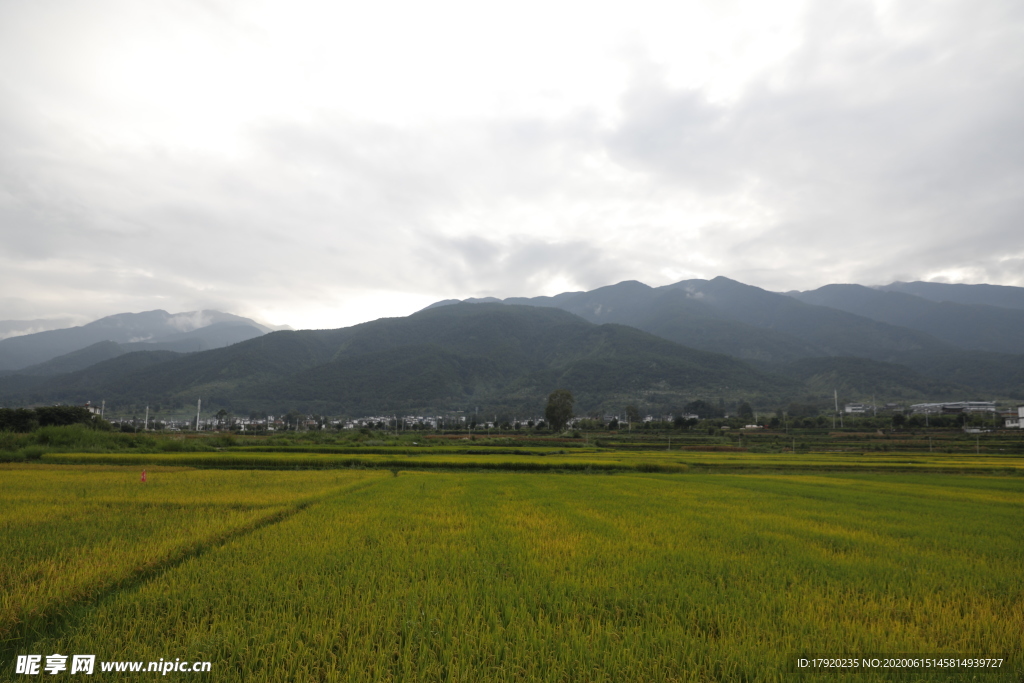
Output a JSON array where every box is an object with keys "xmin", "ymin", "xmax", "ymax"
[
  {"xmin": 0, "ymin": 310, "xmax": 276, "ymax": 371},
  {"xmin": 0, "ymin": 318, "xmax": 79, "ymax": 341}
]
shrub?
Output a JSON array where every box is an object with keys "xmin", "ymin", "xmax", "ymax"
[
  {"xmin": 210, "ymin": 434, "xmax": 238, "ymax": 448},
  {"xmin": 19, "ymin": 445, "xmax": 46, "ymax": 460}
]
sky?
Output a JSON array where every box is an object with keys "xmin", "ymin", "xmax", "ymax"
[{"xmin": 1, "ymin": 0, "xmax": 1022, "ymax": 331}]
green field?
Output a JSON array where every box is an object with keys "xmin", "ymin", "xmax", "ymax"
[{"xmin": 2, "ymin": 458, "xmax": 1021, "ymax": 681}]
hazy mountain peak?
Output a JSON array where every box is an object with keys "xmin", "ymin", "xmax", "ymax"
[
  {"xmin": 0, "ymin": 309, "xmax": 273, "ymax": 371},
  {"xmin": 0, "ymin": 318, "xmax": 79, "ymax": 341}
]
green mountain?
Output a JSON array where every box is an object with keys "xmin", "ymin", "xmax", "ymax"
[
  {"xmin": 433, "ymin": 277, "xmax": 1024, "ymax": 401},
  {"xmin": 0, "ymin": 304, "xmax": 794, "ymax": 415},
  {"xmin": 891, "ymin": 350, "xmax": 1024, "ymax": 397},
  {"xmin": 440, "ymin": 277, "xmax": 953, "ymax": 363},
  {"xmin": 5, "ymin": 279, "xmax": 1023, "ymax": 415},
  {"xmin": 775, "ymin": 357, "xmax": 966, "ymax": 401},
  {"xmin": 789, "ymin": 284, "xmax": 1024, "ymax": 354},
  {"xmin": 17, "ymin": 341, "xmax": 128, "ymax": 376},
  {"xmin": 498, "ymin": 281, "xmax": 821, "ymax": 363}
]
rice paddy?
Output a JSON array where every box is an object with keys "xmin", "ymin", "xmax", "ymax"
[{"xmin": 1, "ymin": 456, "xmax": 1021, "ymax": 681}]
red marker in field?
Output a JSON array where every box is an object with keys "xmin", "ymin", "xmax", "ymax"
[{"xmin": 141, "ymin": 469, "xmax": 147, "ymax": 483}]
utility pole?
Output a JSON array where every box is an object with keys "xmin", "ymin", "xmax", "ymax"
[
  {"xmin": 195, "ymin": 398, "xmax": 201, "ymax": 432},
  {"xmin": 144, "ymin": 406, "xmax": 149, "ymax": 431}
]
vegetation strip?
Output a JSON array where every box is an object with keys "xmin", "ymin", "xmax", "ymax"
[
  {"xmin": 33, "ymin": 448, "xmax": 1024, "ymax": 475},
  {"xmin": 39, "ymin": 452, "xmax": 689, "ymax": 473},
  {"xmin": 225, "ymin": 445, "xmax": 579, "ymax": 456}
]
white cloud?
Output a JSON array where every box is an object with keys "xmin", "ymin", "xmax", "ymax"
[{"xmin": 0, "ymin": 0, "xmax": 1021, "ymax": 329}]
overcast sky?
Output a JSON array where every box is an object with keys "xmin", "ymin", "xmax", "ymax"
[{"xmin": 1, "ymin": 0, "xmax": 1022, "ymax": 331}]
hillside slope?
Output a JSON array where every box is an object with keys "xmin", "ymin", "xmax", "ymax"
[
  {"xmin": 790, "ymin": 284, "xmax": 1024, "ymax": 354},
  {"xmin": 0, "ymin": 304, "xmax": 793, "ymax": 415},
  {"xmin": 437, "ymin": 277, "xmax": 954, "ymax": 363},
  {"xmin": 0, "ymin": 310, "xmax": 270, "ymax": 371}
]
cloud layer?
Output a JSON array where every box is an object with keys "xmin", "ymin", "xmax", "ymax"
[{"xmin": 1, "ymin": 0, "xmax": 1021, "ymax": 329}]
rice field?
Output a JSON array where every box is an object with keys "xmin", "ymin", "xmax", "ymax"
[
  {"xmin": 0, "ymin": 465, "xmax": 381, "ymax": 644},
  {"xmin": 1, "ymin": 461, "xmax": 1021, "ymax": 681}
]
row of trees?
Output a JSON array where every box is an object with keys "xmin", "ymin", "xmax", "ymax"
[{"xmin": 0, "ymin": 406, "xmax": 104, "ymax": 432}]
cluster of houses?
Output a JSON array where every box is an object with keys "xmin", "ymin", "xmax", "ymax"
[
  {"xmin": 95, "ymin": 400, "xmax": 1024, "ymax": 431},
  {"xmin": 102, "ymin": 410, "xmax": 708, "ymax": 432},
  {"xmin": 843, "ymin": 400, "xmax": 1024, "ymax": 429}
]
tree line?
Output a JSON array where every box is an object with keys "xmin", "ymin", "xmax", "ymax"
[{"xmin": 0, "ymin": 406, "xmax": 103, "ymax": 432}]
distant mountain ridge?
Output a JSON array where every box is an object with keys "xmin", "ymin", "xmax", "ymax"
[
  {"xmin": 877, "ymin": 281, "xmax": 1024, "ymax": 311},
  {"xmin": 427, "ymin": 276, "xmax": 1024, "ymax": 402},
  {"xmin": 0, "ymin": 310, "xmax": 279, "ymax": 372},
  {"xmin": 1, "ymin": 277, "xmax": 1021, "ymax": 415},
  {"xmin": 431, "ymin": 276, "xmax": 956, "ymax": 363},
  {"xmin": 788, "ymin": 284, "xmax": 1024, "ymax": 354},
  {"xmin": 0, "ymin": 304, "xmax": 792, "ymax": 415},
  {"xmin": 0, "ymin": 318, "xmax": 79, "ymax": 341}
]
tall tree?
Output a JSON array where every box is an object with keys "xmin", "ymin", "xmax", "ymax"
[{"xmin": 545, "ymin": 389, "xmax": 575, "ymax": 432}]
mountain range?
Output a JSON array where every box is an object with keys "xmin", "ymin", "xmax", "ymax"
[
  {"xmin": 0, "ymin": 310, "xmax": 285, "ymax": 374},
  {"xmin": 0, "ymin": 278, "xmax": 1021, "ymax": 416}
]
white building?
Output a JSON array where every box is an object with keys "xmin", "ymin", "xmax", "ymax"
[
  {"xmin": 910, "ymin": 401, "xmax": 996, "ymax": 415},
  {"xmin": 1005, "ymin": 405, "xmax": 1024, "ymax": 428}
]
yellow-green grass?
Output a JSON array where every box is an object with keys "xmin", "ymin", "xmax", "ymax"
[
  {"xmin": 7, "ymin": 469, "xmax": 1022, "ymax": 681},
  {"xmin": 38, "ymin": 448, "xmax": 1024, "ymax": 475},
  {"xmin": 677, "ymin": 451, "xmax": 1024, "ymax": 472},
  {"xmin": 0, "ymin": 464, "xmax": 382, "ymax": 644}
]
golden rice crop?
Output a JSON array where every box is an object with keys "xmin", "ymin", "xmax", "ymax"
[
  {"xmin": 5, "ymin": 467, "xmax": 1021, "ymax": 682},
  {"xmin": 0, "ymin": 464, "xmax": 380, "ymax": 645}
]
